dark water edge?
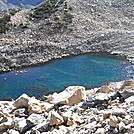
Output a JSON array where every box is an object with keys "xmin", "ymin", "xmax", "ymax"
[{"xmin": 0, "ymin": 53, "xmax": 133, "ymax": 99}]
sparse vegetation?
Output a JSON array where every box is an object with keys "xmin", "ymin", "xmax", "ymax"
[
  {"xmin": 0, "ymin": 9, "xmax": 20, "ymax": 33},
  {"xmin": 10, "ymin": 9, "xmax": 20, "ymax": 16},
  {"xmin": 0, "ymin": 13, "xmax": 10, "ymax": 33},
  {"xmin": 63, "ymin": 12, "xmax": 73, "ymax": 24},
  {"xmin": 30, "ymin": 0, "xmax": 65, "ymax": 19},
  {"xmin": 30, "ymin": 0, "xmax": 73, "ymax": 31}
]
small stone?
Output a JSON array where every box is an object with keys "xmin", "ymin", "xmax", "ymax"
[
  {"xmin": 120, "ymin": 90, "xmax": 134, "ymax": 99},
  {"xmin": 15, "ymin": 119, "xmax": 27, "ymax": 132},
  {"xmin": 125, "ymin": 115, "xmax": 131, "ymax": 120},
  {"xmin": 98, "ymin": 85, "xmax": 114, "ymax": 93},
  {"xmin": 95, "ymin": 128, "xmax": 105, "ymax": 134},
  {"xmin": 27, "ymin": 113, "xmax": 44, "ymax": 127},
  {"xmin": 102, "ymin": 110, "xmax": 111, "ymax": 119},
  {"xmin": 112, "ymin": 109, "xmax": 126, "ymax": 116},
  {"xmin": 49, "ymin": 111, "xmax": 64, "ymax": 126},
  {"xmin": 121, "ymin": 80, "xmax": 134, "ymax": 89},
  {"xmin": 94, "ymin": 93, "xmax": 109, "ymax": 100},
  {"xmin": 28, "ymin": 103, "xmax": 44, "ymax": 115},
  {"xmin": 66, "ymin": 118, "xmax": 75, "ymax": 126},
  {"xmin": 108, "ymin": 115, "xmax": 118, "ymax": 128},
  {"xmin": 9, "ymin": 129, "xmax": 20, "ymax": 134},
  {"xmin": 118, "ymin": 121, "xmax": 125, "ymax": 132},
  {"xmin": 128, "ymin": 106, "xmax": 134, "ymax": 112},
  {"xmin": 37, "ymin": 123, "xmax": 52, "ymax": 133},
  {"xmin": 0, "ymin": 121, "xmax": 14, "ymax": 132},
  {"xmin": 125, "ymin": 96, "xmax": 134, "ymax": 104},
  {"xmin": 12, "ymin": 108, "xmax": 27, "ymax": 117},
  {"xmin": 0, "ymin": 116, "xmax": 8, "ymax": 124}
]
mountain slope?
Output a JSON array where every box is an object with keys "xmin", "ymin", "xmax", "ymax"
[{"xmin": 0, "ymin": 0, "xmax": 134, "ymax": 72}]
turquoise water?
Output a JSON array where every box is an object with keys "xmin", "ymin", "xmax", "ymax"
[{"xmin": 0, "ymin": 54, "xmax": 132, "ymax": 99}]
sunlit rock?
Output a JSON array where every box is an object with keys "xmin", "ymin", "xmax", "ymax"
[
  {"xmin": 125, "ymin": 96, "xmax": 134, "ymax": 104},
  {"xmin": 112, "ymin": 109, "xmax": 126, "ymax": 116},
  {"xmin": 98, "ymin": 85, "xmax": 114, "ymax": 93},
  {"xmin": 0, "ymin": 120, "xmax": 14, "ymax": 132},
  {"xmin": 9, "ymin": 129, "xmax": 20, "ymax": 134},
  {"xmin": 49, "ymin": 111, "xmax": 64, "ymax": 126},
  {"xmin": 12, "ymin": 108, "xmax": 27, "ymax": 118},
  {"xmin": 108, "ymin": 115, "xmax": 119, "ymax": 128},
  {"xmin": 28, "ymin": 100, "xmax": 44, "ymax": 115},
  {"xmin": 46, "ymin": 86, "xmax": 86, "ymax": 106},
  {"xmin": 13, "ymin": 94, "xmax": 30, "ymax": 108},
  {"xmin": 120, "ymin": 89, "xmax": 134, "ymax": 99},
  {"xmin": 118, "ymin": 121, "xmax": 125, "ymax": 132},
  {"xmin": 15, "ymin": 119, "xmax": 27, "ymax": 133}
]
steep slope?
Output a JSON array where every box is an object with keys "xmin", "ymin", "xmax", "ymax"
[{"xmin": 0, "ymin": 0, "xmax": 134, "ymax": 72}]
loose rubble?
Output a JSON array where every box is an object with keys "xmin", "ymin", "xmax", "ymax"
[{"xmin": 0, "ymin": 80, "xmax": 134, "ymax": 133}]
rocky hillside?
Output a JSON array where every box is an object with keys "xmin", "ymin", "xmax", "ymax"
[
  {"xmin": 0, "ymin": 79, "xmax": 133, "ymax": 133},
  {"xmin": 0, "ymin": 0, "xmax": 134, "ymax": 72}
]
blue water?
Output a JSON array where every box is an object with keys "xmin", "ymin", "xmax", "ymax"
[{"xmin": 0, "ymin": 54, "xmax": 132, "ymax": 99}]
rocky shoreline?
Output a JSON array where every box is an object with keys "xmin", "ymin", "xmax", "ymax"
[
  {"xmin": 0, "ymin": 79, "xmax": 134, "ymax": 134},
  {"xmin": 0, "ymin": 0, "xmax": 134, "ymax": 133}
]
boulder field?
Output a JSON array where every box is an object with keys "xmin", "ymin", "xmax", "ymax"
[{"xmin": 0, "ymin": 79, "xmax": 133, "ymax": 134}]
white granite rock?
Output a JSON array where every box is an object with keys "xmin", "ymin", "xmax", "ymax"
[
  {"xmin": 46, "ymin": 86, "xmax": 86, "ymax": 106},
  {"xmin": 108, "ymin": 115, "xmax": 118, "ymax": 128}
]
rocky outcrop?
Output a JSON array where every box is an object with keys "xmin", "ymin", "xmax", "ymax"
[{"xmin": 0, "ymin": 80, "xmax": 134, "ymax": 133}]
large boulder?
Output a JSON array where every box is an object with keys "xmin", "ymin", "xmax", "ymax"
[
  {"xmin": 13, "ymin": 94, "xmax": 53, "ymax": 115},
  {"xmin": 13, "ymin": 94, "xmax": 30, "ymax": 108},
  {"xmin": 98, "ymin": 85, "xmax": 114, "ymax": 93},
  {"xmin": 46, "ymin": 86, "xmax": 86, "ymax": 106},
  {"xmin": 120, "ymin": 89, "xmax": 134, "ymax": 99}
]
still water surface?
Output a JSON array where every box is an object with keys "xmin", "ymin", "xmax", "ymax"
[{"xmin": 0, "ymin": 54, "xmax": 132, "ymax": 99}]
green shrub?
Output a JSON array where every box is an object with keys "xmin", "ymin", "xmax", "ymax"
[
  {"xmin": 30, "ymin": 0, "xmax": 65, "ymax": 19},
  {"xmin": 30, "ymin": 0, "xmax": 73, "ymax": 32},
  {"xmin": 63, "ymin": 12, "xmax": 73, "ymax": 23}
]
